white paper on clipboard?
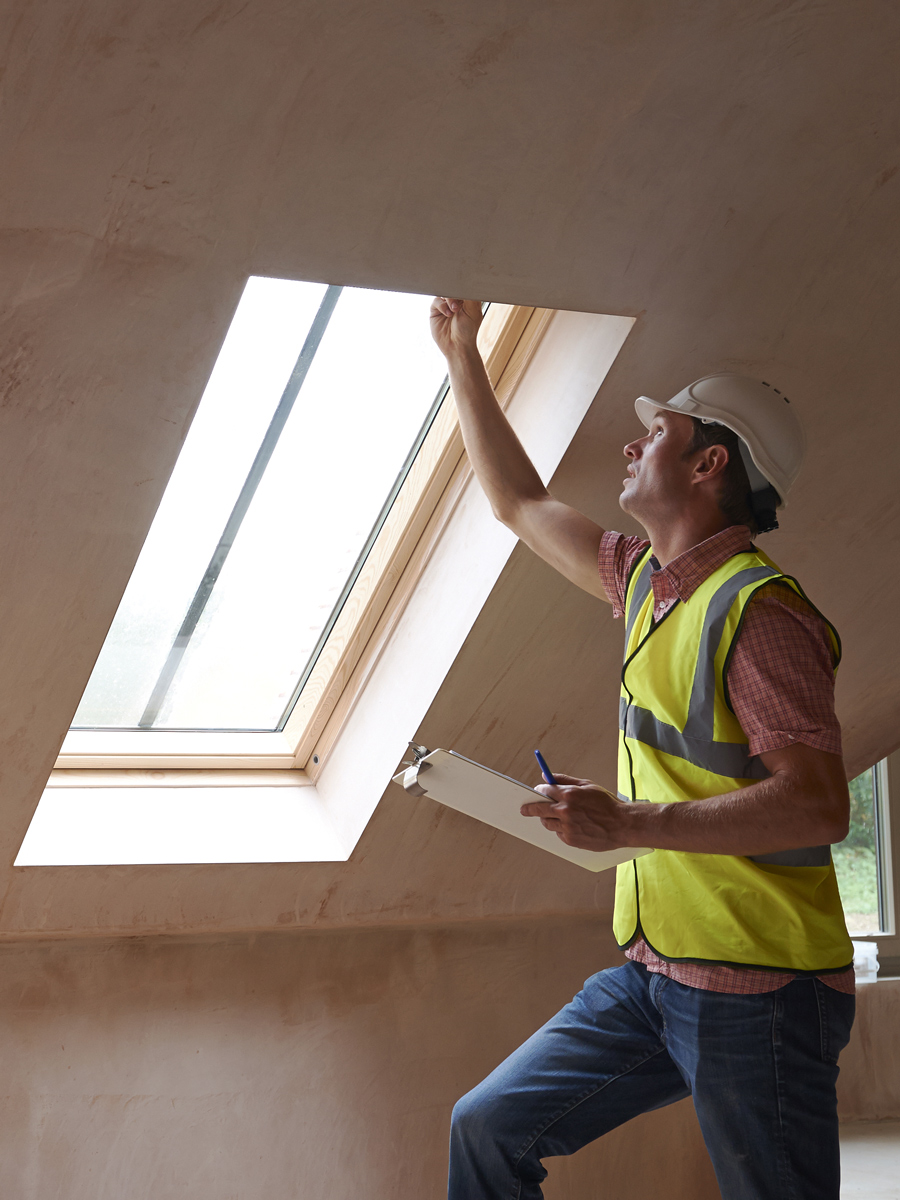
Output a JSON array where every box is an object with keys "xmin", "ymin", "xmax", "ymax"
[{"xmin": 392, "ymin": 748, "xmax": 652, "ymax": 873}]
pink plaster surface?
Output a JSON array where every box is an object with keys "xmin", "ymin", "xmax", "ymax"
[
  {"xmin": 838, "ymin": 979, "xmax": 900, "ymax": 1122},
  {"xmin": 0, "ymin": 920, "xmax": 893, "ymax": 1198},
  {"xmin": 0, "ymin": 918, "xmax": 720, "ymax": 1200},
  {"xmin": 0, "ymin": 0, "xmax": 897, "ymax": 937}
]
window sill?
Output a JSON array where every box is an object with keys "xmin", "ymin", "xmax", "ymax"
[{"xmin": 15, "ymin": 769, "xmax": 343, "ymax": 866}]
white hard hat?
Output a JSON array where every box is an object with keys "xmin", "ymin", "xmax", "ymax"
[{"xmin": 634, "ymin": 373, "xmax": 805, "ymax": 514}]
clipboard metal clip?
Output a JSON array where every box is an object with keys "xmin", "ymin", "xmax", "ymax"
[
  {"xmin": 403, "ymin": 742, "xmax": 430, "ymax": 765},
  {"xmin": 399, "ymin": 742, "xmax": 432, "ymax": 797}
]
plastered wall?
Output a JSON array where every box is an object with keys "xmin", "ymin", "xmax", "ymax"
[
  {"xmin": 2, "ymin": 917, "xmax": 894, "ymax": 1200},
  {"xmin": 0, "ymin": 918, "xmax": 720, "ymax": 1200},
  {"xmin": 1, "ymin": 0, "xmax": 900, "ymax": 938},
  {"xmin": 837, "ymin": 978, "xmax": 900, "ymax": 1122}
]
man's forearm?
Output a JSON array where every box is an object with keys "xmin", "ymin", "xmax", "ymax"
[
  {"xmin": 431, "ymin": 297, "xmax": 606, "ymax": 597},
  {"xmin": 620, "ymin": 770, "xmax": 848, "ymax": 856},
  {"xmin": 445, "ymin": 346, "xmax": 547, "ymax": 526},
  {"xmin": 524, "ymin": 746, "xmax": 850, "ymax": 856}
]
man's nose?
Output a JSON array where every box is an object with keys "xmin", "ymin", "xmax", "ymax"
[{"xmin": 624, "ymin": 438, "xmax": 641, "ymax": 459}]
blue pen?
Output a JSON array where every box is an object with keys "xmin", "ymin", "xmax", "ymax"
[{"xmin": 534, "ymin": 749, "xmax": 557, "ymax": 786}]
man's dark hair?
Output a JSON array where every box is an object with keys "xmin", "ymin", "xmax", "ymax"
[{"xmin": 682, "ymin": 418, "xmax": 760, "ymax": 536}]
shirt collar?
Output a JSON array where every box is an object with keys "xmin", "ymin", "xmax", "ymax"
[{"xmin": 649, "ymin": 525, "xmax": 753, "ymax": 604}]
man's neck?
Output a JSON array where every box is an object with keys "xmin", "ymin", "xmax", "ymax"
[{"xmin": 641, "ymin": 514, "xmax": 734, "ymax": 569}]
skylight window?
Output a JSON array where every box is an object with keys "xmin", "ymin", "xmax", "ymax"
[
  {"xmin": 73, "ymin": 278, "xmax": 449, "ymax": 733},
  {"xmin": 27, "ymin": 300, "xmax": 635, "ymax": 864}
]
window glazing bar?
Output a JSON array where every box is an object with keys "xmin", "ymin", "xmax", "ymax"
[{"xmin": 138, "ymin": 284, "xmax": 343, "ymax": 728}]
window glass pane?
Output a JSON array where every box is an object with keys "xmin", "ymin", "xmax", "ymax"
[
  {"xmin": 833, "ymin": 767, "xmax": 881, "ymax": 934},
  {"xmin": 72, "ymin": 278, "xmax": 448, "ymax": 731}
]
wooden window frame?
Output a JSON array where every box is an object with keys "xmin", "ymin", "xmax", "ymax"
[{"xmin": 55, "ymin": 303, "xmax": 554, "ymax": 774}]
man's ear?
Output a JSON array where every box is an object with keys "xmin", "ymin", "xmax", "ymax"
[{"xmin": 693, "ymin": 444, "xmax": 730, "ymax": 483}]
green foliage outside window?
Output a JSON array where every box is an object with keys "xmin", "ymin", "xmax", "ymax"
[{"xmin": 833, "ymin": 768, "xmax": 880, "ymax": 933}]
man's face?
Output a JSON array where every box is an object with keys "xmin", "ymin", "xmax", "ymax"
[{"xmin": 619, "ymin": 409, "xmax": 697, "ymax": 523}]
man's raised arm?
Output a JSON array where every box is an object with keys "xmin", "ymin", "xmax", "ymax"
[{"xmin": 430, "ymin": 297, "xmax": 609, "ymax": 600}]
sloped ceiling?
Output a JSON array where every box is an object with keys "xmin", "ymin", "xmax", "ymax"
[{"xmin": 0, "ymin": 0, "xmax": 897, "ymax": 936}]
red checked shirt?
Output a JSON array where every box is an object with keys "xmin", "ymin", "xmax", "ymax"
[{"xmin": 599, "ymin": 525, "xmax": 855, "ymax": 995}]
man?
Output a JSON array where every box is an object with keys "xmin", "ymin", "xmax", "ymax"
[{"xmin": 429, "ymin": 297, "xmax": 855, "ymax": 1200}]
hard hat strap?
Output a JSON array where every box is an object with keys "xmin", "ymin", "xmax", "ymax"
[
  {"xmin": 735, "ymin": 439, "xmax": 770, "ymax": 495},
  {"xmin": 736, "ymin": 440, "xmax": 781, "ymax": 533}
]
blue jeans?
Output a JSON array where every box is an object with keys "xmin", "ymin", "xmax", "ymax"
[{"xmin": 449, "ymin": 961, "xmax": 854, "ymax": 1199}]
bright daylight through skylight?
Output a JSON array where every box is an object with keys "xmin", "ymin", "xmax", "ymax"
[{"xmin": 72, "ymin": 278, "xmax": 449, "ymax": 732}]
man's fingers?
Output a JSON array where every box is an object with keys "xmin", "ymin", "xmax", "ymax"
[
  {"xmin": 521, "ymin": 799, "xmax": 568, "ymax": 837},
  {"xmin": 432, "ymin": 296, "xmax": 464, "ymax": 313},
  {"xmin": 520, "ymin": 799, "xmax": 560, "ymax": 818},
  {"xmin": 534, "ymin": 774, "xmax": 592, "ymax": 794}
]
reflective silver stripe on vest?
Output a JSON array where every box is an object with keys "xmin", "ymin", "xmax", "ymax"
[
  {"xmin": 622, "ymin": 563, "xmax": 778, "ymax": 779},
  {"xmin": 618, "ymin": 697, "xmax": 768, "ymax": 780},
  {"xmin": 682, "ymin": 565, "xmax": 780, "ymax": 741},
  {"xmin": 748, "ymin": 846, "xmax": 832, "ymax": 867}
]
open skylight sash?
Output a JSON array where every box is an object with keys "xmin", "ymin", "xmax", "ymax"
[
  {"xmin": 138, "ymin": 285, "xmax": 343, "ymax": 728},
  {"xmin": 70, "ymin": 280, "xmax": 450, "ymax": 735},
  {"xmin": 148, "ymin": 288, "xmax": 449, "ymax": 732}
]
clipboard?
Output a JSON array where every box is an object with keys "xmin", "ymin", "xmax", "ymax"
[{"xmin": 392, "ymin": 746, "xmax": 652, "ymax": 873}]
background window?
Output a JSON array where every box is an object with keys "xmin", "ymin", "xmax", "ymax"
[{"xmin": 834, "ymin": 763, "xmax": 890, "ymax": 935}]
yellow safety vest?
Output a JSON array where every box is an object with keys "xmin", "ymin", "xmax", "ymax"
[{"xmin": 613, "ymin": 545, "xmax": 853, "ymax": 973}]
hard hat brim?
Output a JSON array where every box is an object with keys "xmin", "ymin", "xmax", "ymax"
[
  {"xmin": 633, "ymin": 393, "xmax": 791, "ymax": 507},
  {"xmin": 634, "ymin": 396, "xmax": 667, "ymax": 431}
]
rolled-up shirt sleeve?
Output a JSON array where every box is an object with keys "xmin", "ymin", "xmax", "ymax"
[{"xmin": 727, "ymin": 582, "xmax": 843, "ymax": 759}]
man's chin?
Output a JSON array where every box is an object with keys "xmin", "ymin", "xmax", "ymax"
[{"xmin": 619, "ymin": 487, "xmax": 649, "ymax": 525}]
